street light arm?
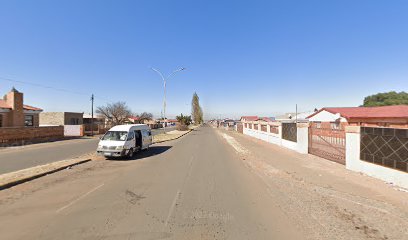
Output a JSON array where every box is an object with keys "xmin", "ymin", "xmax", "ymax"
[
  {"xmin": 166, "ymin": 67, "xmax": 186, "ymax": 79},
  {"xmin": 151, "ymin": 67, "xmax": 165, "ymax": 82}
]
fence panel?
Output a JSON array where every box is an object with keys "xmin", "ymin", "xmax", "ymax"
[
  {"xmin": 361, "ymin": 127, "xmax": 408, "ymax": 172},
  {"xmin": 282, "ymin": 123, "xmax": 297, "ymax": 142}
]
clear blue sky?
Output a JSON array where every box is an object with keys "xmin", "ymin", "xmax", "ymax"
[{"xmin": 1, "ymin": 0, "xmax": 407, "ymax": 119}]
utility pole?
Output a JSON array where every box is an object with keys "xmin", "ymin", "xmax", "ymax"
[
  {"xmin": 91, "ymin": 94, "xmax": 94, "ymax": 136},
  {"xmin": 151, "ymin": 67, "xmax": 186, "ymax": 133},
  {"xmin": 295, "ymin": 104, "xmax": 298, "ymax": 124}
]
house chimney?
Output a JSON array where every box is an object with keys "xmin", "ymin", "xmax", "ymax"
[{"xmin": 5, "ymin": 87, "xmax": 25, "ymax": 127}]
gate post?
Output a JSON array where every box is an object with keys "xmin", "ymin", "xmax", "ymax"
[
  {"xmin": 345, "ymin": 126, "xmax": 361, "ymax": 171},
  {"xmin": 278, "ymin": 122, "xmax": 283, "ymax": 146},
  {"xmin": 296, "ymin": 122, "xmax": 309, "ymax": 154}
]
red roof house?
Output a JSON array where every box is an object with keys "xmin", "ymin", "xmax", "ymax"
[
  {"xmin": 307, "ymin": 105, "xmax": 408, "ymax": 128},
  {"xmin": 0, "ymin": 88, "xmax": 43, "ymax": 127},
  {"xmin": 240, "ymin": 116, "xmax": 259, "ymax": 122}
]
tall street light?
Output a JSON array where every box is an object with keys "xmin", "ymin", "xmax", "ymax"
[{"xmin": 151, "ymin": 67, "xmax": 186, "ymax": 133}]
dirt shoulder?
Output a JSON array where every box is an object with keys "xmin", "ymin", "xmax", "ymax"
[
  {"xmin": 218, "ymin": 129, "xmax": 408, "ymax": 240},
  {"xmin": 152, "ymin": 127, "xmax": 196, "ymax": 143}
]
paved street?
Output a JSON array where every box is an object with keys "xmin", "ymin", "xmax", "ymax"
[
  {"xmin": 0, "ymin": 126, "xmax": 407, "ymax": 239},
  {"xmin": 0, "ymin": 138, "xmax": 99, "ymax": 175},
  {"xmin": 0, "ymin": 127, "xmax": 176, "ymax": 175}
]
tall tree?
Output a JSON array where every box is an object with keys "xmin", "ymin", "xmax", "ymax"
[
  {"xmin": 191, "ymin": 92, "xmax": 204, "ymax": 124},
  {"xmin": 363, "ymin": 91, "xmax": 408, "ymax": 107},
  {"xmin": 136, "ymin": 112, "xmax": 153, "ymax": 122},
  {"xmin": 96, "ymin": 101, "xmax": 132, "ymax": 126}
]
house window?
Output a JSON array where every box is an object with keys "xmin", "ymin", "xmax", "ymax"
[
  {"xmin": 315, "ymin": 122, "xmax": 321, "ymax": 128},
  {"xmin": 0, "ymin": 114, "xmax": 3, "ymax": 127},
  {"xmin": 70, "ymin": 118, "xmax": 79, "ymax": 125},
  {"xmin": 25, "ymin": 115, "xmax": 34, "ymax": 127}
]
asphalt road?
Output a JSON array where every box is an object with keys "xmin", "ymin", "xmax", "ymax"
[
  {"xmin": 0, "ymin": 138, "xmax": 100, "ymax": 175},
  {"xmin": 0, "ymin": 127, "xmax": 176, "ymax": 175},
  {"xmin": 0, "ymin": 126, "xmax": 301, "ymax": 239}
]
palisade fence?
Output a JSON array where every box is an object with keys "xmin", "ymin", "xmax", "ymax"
[
  {"xmin": 360, "ymin": 127, "xmax": 408, "ymax": 173},
  {"xmin": 282, "ymin": 123, "xmax": 297, "ymax": 142}
]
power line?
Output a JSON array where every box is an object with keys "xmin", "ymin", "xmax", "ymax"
[{"xmin": 0, "ymin": 76, "xmax": 112, "ymax": 102}]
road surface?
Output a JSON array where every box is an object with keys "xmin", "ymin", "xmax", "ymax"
[
  {"xmin": 0, "ymin": 127, "xmax": 176, "ymax": 175},
  {"xmin": 0, "ymin": 126, "xmax": 407, "ymax": 239}
]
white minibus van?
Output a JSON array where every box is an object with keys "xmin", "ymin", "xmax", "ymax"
[{"xmin": 97, "ymin": 124, "xmax": 152, "ymax": 158}]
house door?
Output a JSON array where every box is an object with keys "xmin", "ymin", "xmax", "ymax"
[{"xmin": 308, "ymin": 122, "xmax": 346, "ymax": 164}]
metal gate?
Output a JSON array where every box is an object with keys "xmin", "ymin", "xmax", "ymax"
[{"xmin": 308, "ymin": 122, "xmax": 346, "ymax": 164}]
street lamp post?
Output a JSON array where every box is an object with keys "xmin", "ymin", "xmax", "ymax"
[{"xmin": 151, "ymin": 67, "xmax": 186, "ymax": 133}]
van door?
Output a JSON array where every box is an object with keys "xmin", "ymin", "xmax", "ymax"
[
  {"xmin": 141, "ymin": 129, "xmax": 152, "ymax": 149},
  {"xmin": 147, "ymin": 129, "xmax": 152, "ymax": 145},
  {"xmin": 126, "ymin": 131, "xmax": 136, "ymax": 150},
  {"xmin": 134, "ymin": 130, "xmax": 142, "ymax": 150}
]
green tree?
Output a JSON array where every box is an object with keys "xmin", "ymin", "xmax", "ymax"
[
  {"xmin": 363, "ymin": 91, "xmax": 408, "ymax": 107},
  {"xmin": 191, "ymin": 92, "xmax": 204, "ymax": 124},
  {"xmin": 176, "ymin": 113, "xmax": 192, "ymax": 126},
  {"xmin": 176, "ymin": 113, "xmax": 192, "ymax": 130}
]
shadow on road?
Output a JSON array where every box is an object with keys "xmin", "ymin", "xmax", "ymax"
[{"xmin": 107, "ymin": 146, "xmax": 172, "ymax": 161}]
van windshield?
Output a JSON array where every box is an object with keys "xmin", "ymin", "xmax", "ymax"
[{"xmin": 102, "ymin": 131, "xmax": 128, "ymax": 141}]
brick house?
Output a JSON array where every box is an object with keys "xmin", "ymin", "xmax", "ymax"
[
  {"xmin": 307, "ymin": 105, "xmax": 408, "ymax": 128},
  {"xmin": 0, "ymin": 88, "xmax": 43, "ymax": 127}
]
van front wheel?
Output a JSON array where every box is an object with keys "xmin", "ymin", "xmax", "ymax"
[{"xmin": 127, "ymin": 148, "xmax": 134, "ymax": 158}]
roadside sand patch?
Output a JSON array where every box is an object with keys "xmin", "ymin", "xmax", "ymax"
[{"xmin": 220, "ymin": 133, "xmax": 249, "ymax": 154}]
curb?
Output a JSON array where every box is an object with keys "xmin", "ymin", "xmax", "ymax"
[
  {"xmin": 153, "ymin": 129, "xmax": 194, "ymax": 144},
  {"xmin": 0, "ymin": 158, "xmax": 91, "ymax": 191}
]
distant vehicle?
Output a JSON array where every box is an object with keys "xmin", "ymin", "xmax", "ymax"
[{"xmin": 97, "ymin": 124, "xmax": 152, "ymax": 158}]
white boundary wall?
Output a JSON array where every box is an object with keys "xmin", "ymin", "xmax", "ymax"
[
  {"xmin": 243, "ymin": 122, "xmax": 308, "ymax": 154},
  {"xmin": 345, "ymin": 126, "xmax": 408, "ymax": 189},
  {"xmin": 64, "ymin": 125, "xmax": 83, "ymax": 137}
]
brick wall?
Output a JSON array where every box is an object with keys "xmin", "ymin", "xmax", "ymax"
[
  {"xmin": 0, "ymin": 126, "xmax": 64, "ymax": 146},
  {"xmin": 309, "ymin": 122, "xmax": 346, "ymax": 138},
  {"xmin": 40, "ymin": 112, "xmax": 65, "ymax": 125}
]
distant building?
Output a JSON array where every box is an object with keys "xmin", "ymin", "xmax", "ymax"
[
  {"xmin": 240, "ymin": 116, "xmax": 275, "ymax": 122},
  {"xmin": 275, "ymin": 111, "xmax": 315, "ymax": 122},
  {"xmin": 240, "ymin": 116, "xmax": 259, "ymax": 122},
  {"xmin": 0, "ymin": 88, "xmax": 43, "ymax": 127},
  {"xmin": 40, "ymin": 112, "xmax": 83, "ymax": 126}
]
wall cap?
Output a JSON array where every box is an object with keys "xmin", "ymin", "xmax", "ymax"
[
  {"xmin": 345, "ymin": 126, "xmax": 360, "ymax": 133},
  {"xmin": 297, "ymin": 122, "xmax": 309, "ymax": 128}
]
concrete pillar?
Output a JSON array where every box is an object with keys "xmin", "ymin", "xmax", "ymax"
[
  {"xmin": 296, "ymin": 122, "xmax": 309, "ymax": 154},
  {"xmin": 345, "ymin": 126, "xmax": 361, "ymax": 171}
]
